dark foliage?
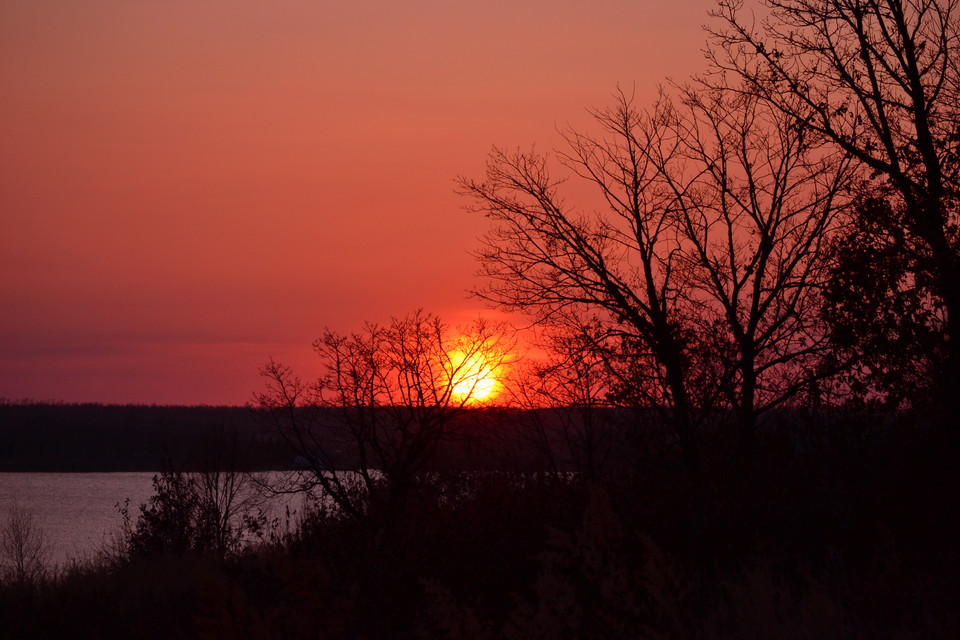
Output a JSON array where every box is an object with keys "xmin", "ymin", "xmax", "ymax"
[
  {"xmin": 126, "ymin": 470, "xmax": 206, "ymax": 559},
  {"xmin": 823, "ymin": 197, "xmax": 946, "ymax": 408},
  {"xmin": 2, "ymin": 415, "xmax": 958, "ymax": 639}
]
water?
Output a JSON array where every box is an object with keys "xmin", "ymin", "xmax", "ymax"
[{"xmin": 0, "ymin": 471, "xmax": 306, "ymax": 566}]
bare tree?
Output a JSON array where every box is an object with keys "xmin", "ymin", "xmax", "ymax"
[
  {"xmin": 192, "ymin": 425, "xmax": 260, "ymax": 559},
  {"xmin": 460, "ymin": 84, "xmax": 851, "ymax": 466},
  {"xmin": 508, "ymin": 317, "xmax": 621, "ymax": 476},
  {"xmin": 708, "ymin": 0, "xmax": 960, "ymax": 406},
  {"xmin": 112, "ymin": 429, "xmax": 261, "ymax": 562},
  {"xmin": 255, "ymin": 310, "xmax": 513, "ymax": 526},
  {"xmin": 1, "ymin": 505, "xmax": 49, "ymax": 585},
  {"xmin": 459, "ymin": 92, "xmax": 703, "ymax": 469},
  {"xmin": 658, "ymin": 84, "xmax": 854, "ymax": 454}
]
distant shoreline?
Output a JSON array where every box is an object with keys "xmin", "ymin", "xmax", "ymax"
[{"xmin": 0, "ymin": 403, "xmax": 292, "ymax": 473}]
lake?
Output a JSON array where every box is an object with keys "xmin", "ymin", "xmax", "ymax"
[{"xmin": 0, "ymin": 471, "xmax": 309, "ymax": 566}]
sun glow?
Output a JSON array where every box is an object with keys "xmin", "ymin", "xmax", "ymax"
[{"xmin": 448, "ymin": 349, "xmax": 501, "ymax": 405}]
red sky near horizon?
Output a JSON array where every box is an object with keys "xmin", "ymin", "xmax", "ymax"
[{"xmin": 1, "ymin": 0, "xmax": 715, "ymax": 405}]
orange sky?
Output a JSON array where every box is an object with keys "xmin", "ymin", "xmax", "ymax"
[{"xmin": 1, "ymin": 0, "xmax": 716, "ymax": 405}]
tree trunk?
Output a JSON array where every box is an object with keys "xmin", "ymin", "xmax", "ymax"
[
  {"xmin": 933, "ymin": 249, "xmax": 960, "ymax": 432},
  {"xmin": 659, "ymin": 342, "xmax": 699, "ymax": 473},
  {"xmin": 918, "ymin": 200, "xmax": 960, "ymax": 421},
  {"xmin": 737, "ymin": 351, "xmax": 757, "ymax": 468}
]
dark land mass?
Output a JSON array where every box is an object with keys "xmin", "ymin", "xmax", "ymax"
[
  {"xmin": 0, "ymin": 403, "xmax": 290, "ymax": 472},
  {"xmin": 2, "ymin": 403, "xmax": 959, "ymax": 639},
  {"xmin": 0, "ymin": 402, "xmax": 639, "ymax": 473}
]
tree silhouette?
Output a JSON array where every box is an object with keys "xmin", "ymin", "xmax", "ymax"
[
  {"xmin": 708, "ymin": 0, "xmax": 960, "ymax": 409},
  {"xmin": 255, "ymin": 310, "xmax": 513, "ymax": 526},
  {"xmin": 508, "ymin": 317, "xmax": 620, "ymax": 477},
  {"xmin": 657, "ymin": 84, "xmax": 853, "ymax": 456},
  {"xmin": 461, "ymin": 85, "xmax": 851, "ymax": 465},
  {"xmin": 822, "ymin": 196, "xmax": 946, "ymax": 407},
  {"xmin": 459, "ymin": 92, "xmax": 702, "ymax": 469},
  {"xmin": 1, "ymin": 505, "xmax": 49, "ymax": 586}
]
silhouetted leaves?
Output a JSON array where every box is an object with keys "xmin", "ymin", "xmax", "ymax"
[{"xmin": 823, "ymin": 197, "xmax": 945, "ymax": 408}]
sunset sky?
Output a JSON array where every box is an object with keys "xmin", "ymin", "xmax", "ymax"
[{"xmin": 2, "ymin": 0, "xmax": 716, "ymax": 405}]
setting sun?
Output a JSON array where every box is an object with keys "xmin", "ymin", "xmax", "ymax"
[{"xmin": 448, "ymin": 349, "xmax": 502, "ymax": 404}]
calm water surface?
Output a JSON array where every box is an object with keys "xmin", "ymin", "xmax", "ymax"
[{"xmin": 0, "ymin": 472, "xmax": 302, "ymax": 565}]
